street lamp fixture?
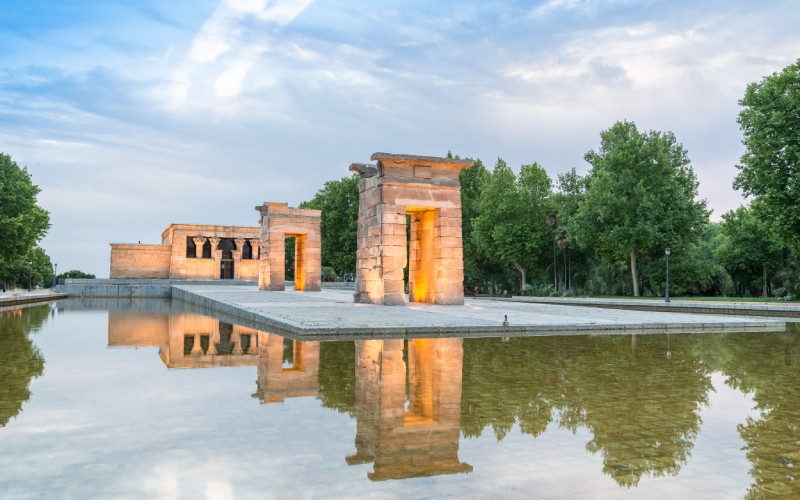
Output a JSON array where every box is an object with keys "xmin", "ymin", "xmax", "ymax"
[
  {"xmin": 665, "ymin": 247, "xmax": 671, "ymax": 303},
  {"xmin": 28, "ymin": 259, "xmax": 33, "ymax": 291}
]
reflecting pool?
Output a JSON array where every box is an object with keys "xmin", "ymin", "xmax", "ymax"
[{"xmin": 1, "ymin": 299, "xmax": 799, "ymax": 498}]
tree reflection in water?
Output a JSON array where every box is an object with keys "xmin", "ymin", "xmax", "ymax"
[
  {"xmin": 0, "ymin": 305, "xmax": 47, "ymax": 427},
  {"xmin": 461, "ymin": 334, "xmax": 712, "ymax": 486},
  {"xmin": 700, "ymin": 330, "xmax": 800, "ymax": 498}
]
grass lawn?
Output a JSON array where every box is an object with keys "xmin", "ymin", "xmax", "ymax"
[{"xmin": 587, "ymin": 295, "xmax": 794, "ymax": 303}]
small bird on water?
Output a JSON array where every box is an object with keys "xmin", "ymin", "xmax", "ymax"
[{"xmin": 503, "ymin": 315, "xmax": 509, "ymax": 326}]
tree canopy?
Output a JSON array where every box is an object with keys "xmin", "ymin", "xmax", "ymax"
[
  {"xmin": 570, "ymin": 121, "xmax": 709, "ymax": 296},
  {"xmin": 0, "ymin": 153, "xmax": 51, "ymax": 273},
  {"xmin": 734, "ymin": 58, "xmax": 800, "ymax": 251},
  {"xmin": 719, "ymin": 203, "xmax": 783, "ymax": 297},
  {"xmin": 472, "ymin": 158, "xmax": 552, "ymax": 290},
  {"xmin": 300, "ymin": 174, "xmax": 359, "ymax": 278}
]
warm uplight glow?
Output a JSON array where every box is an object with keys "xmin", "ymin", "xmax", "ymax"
[
  {"xmin": 291, "ymin": 233, "xmax": 306, "ymax": 291},
  {"xmin": 410, "ymin": 209, "xmax": 436, "ymax": 304},
  {"xmin": 349, "ymin": 337, "xmax": 471, "ymax": 480},
  {"xmin": 406, "ymin": 338, "xmax": 435, "ymax": 424}
]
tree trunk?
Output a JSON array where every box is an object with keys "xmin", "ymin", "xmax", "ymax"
[
  {"xmin": 763, "ymin": 263, "xmax": 768, "ymax": 298},
  {"xmin": 630, "ymin": 250, "xmax": 640, "ymax": 297},
  {"xmin": 513, "ymin": 262, "xmax": 526, "ymax": 292}
]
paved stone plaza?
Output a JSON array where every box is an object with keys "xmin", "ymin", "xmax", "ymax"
[{"xmin": 171, "ymin": 284, "xmax": 788, "ymax": 339}]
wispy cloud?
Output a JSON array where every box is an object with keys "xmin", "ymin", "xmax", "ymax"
[
  {"xmin": 530, "ymin": 0, "xmax": 644, "ymax": 18},
  {"xmin": 164, "ymin": 0, "xmax": 313, "ymax": 108}
]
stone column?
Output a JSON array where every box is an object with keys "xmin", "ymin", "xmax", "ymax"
[
  {"xmin": 249, "ymin": 239, "xmax": 260, "ymax": 260},
  {"xmin": 207, "ymin": 322, "xmax": 219, "ymax": 355},
  {"xmin": 210, "ymin": 237, "xmax": 221, "ymax": 278},
  {"xmin": 231, "ymin": 327, "xmax": 243, "ymax": 355},
  {"xmin": 190, "ymin": 334, "xmax": 204, "ymax": 356},
  {"xmin": 232, "ymin": 249, "xmax": 242, "ymax": 279},
  {"xmin": 193, "ymin": 237, "xmax": 207, "ymax": 258}
]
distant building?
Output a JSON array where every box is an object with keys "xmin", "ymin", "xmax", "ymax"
[{"xmin": 110, "ymin": 223, "xmax": 260, "ymax": 280}]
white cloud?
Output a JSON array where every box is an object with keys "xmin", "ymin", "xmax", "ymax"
[
  {"xmin": 163, "ymin": 0, "xmax": 313, "ymax": 109},
  {"xmin": 531, "ymin": 0, "xmax": 642, "ymax": 18}
]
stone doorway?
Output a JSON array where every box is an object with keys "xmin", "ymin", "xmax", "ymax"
[{"xmin": 220, "ymin": 259, "xmax": 234, "ymax": 279}]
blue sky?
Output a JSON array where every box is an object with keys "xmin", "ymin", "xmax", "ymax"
[{"xmin": 1, "ymin": 0, "xmax": 799, "ymax": 277}]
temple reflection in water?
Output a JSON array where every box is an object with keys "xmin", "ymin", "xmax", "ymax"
[
  {"xmin": 106, "ymin": 307, "xmax": 471, "ymax": 481},
  {"xmin": 108, "ymin": 309, "xmax": 320, "ymax": 404},
  {"xmin": 347, "ymin": 339, "xmax": 472, "ymax": 480}
]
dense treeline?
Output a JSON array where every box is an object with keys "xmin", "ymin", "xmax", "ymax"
[{"xmin": 301, "ymin": 59, "xmax": 800, "ymax": 299}]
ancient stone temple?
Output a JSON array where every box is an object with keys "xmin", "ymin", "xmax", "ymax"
[
  {"xmin": 256, "ymin": 202, "xmax": 322, "ymax": 291},
  {"xmin": 110, "ymin": 224, "xmax": 260, "ymax": 280},
  {"xmin": 350, "ymin": 153, "xmax": 473, "ymax": 305}
]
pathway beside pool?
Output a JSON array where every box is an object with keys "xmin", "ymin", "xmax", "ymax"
[{"xmin": 171, "ymin": 284, "xmax": 789, "ymax": 339}]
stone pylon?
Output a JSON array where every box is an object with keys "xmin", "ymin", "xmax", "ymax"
[
  {"xmin": 255, "ymin": 202, "xmax": 322, "ymax": 291},
  {"xmin": 350, "ymin": 153, "xmax": 473, "ymax": 305}
]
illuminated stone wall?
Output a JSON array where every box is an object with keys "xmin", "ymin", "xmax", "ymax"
[
  {"xmin": 350, "ymin": 153, "xmax": 473, "ymax": 305},
  {"xmin": 255, "ymin": 202, "xmax": 322, "ymax": 291}
]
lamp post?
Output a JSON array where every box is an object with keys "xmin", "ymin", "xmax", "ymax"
[
  {"xmin": 546, "ymin": 215, "xmax": 558, "ymax": 291},
  {"xmin": 665, "ymin": 247, "xmax": 671, "ymax": 303},
  {"xmin": 28, "ymin": 259, "xmax": 33, "ymax": 291},
  {"xmin": 52, "ymin": 263, "xmax": 57, "ymax": 288}
]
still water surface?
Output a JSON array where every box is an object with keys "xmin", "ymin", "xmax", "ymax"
[{"xmin": 1, "ymin": 299, "xmax": 798, "ymax": 498}]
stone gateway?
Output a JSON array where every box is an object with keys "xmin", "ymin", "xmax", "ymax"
[
  {"xmin": 255, "ymin": 202, "xmax": 322, "ymax": 291},
  {"xmin": 350, "ymin": 153, "xmax": 473, "ymax": 306}
]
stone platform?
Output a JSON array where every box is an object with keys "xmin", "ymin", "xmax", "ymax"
[{"xmin": 171, "ymin": 284, "xmax": 789, "ymax": 340}]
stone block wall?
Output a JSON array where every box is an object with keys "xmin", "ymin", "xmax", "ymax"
[{"xmin": 110, "ymin": 244, "xmax": 171, "ymax": 279}]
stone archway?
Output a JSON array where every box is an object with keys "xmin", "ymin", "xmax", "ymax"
[
  {"xmin": 350, "ymin": 153, "xmax": 473, "ymax": 305},
  {"xmin": 255, "ymin": 202, "xmax": 322, "ymax": 291}
]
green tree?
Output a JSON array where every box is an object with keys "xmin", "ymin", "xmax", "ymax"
[
  {"xmin": 734, "ymin": 58, "xmax": 800, "ymax": 251},
  {"xmin": 300, "ymin": 175, "xmax": 359, "ymax": 279},
  {"xmin": 458, "ymin": 157, "xmax": 491, "ymax": 291},
  {"xmin": 571, "ymin": 121, "xmax": 709, "ymax": 296},
  {"xmin": 0, "ymin": 153, "xmax": 51, "ymax": 277},
  {"xmin": 56, "ymin": 270, "xmax": 96, "ymax": 280},
  {"xmin": 550, "ymin": 168, "xmax": 590, "ymax": 291},
  {"xmin": 472, "ymin": 158, "xmax": 552, "ymax": 291},
  {"xmin": 718, "ymin": 203, "xmax": 783, "ymax": 297},
  {"xmin": 644, "ymin": 223, "xmax": 732, "ymax": 297}
]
